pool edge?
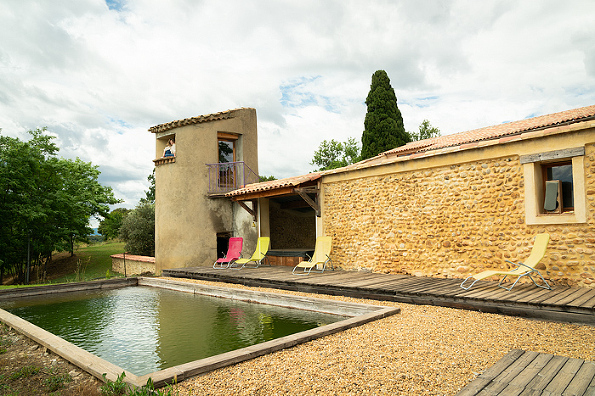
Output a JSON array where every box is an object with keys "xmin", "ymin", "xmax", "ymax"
[{"xmin": 0, "ymin": 277, "xmax": 400, "ymax": 389}]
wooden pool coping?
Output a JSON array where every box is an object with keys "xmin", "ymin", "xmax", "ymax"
[{"xmin": 0, "ymin": 277, "xmax": 399, "ymax": 388}]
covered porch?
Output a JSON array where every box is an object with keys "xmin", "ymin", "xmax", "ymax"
[{"xmin": 226, "ymin": 172, "xmax": 324, "ymax": 267}]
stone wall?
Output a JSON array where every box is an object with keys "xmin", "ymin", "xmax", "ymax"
[
  {"xmin": 322, "ymin": 144, "xmax": 595, "ymax": 288},
  {"xmin": 269, "ymin": 200, "xmax": 316, "ymax": 249},
  {"xmin": 111, "ymin": 254, "xmax": 155, "ymax": 276}
]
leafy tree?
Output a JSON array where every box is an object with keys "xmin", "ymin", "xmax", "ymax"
[
  {"xmin": 141, "ymin": 169, "xmax": 155, "ymax": 204},
  {"xmin": 259, "ymin": 175, "xmax": 277, "ymax": 182},
  {"xmin": 311, "ymin": 137, "xmax": 361, "ymax": 171},
  {"xmin": 119, "ymin": 202, "xmax": 155, "ymax": 256},
  {"xmin": 0, "ymin": 128, "xmax": 120, "ymax": 283},
  {"xmin": 98, "ymin": 208, "xmax": 131, "ymax": 240},
  {"xmin": 361, "ymin": 70, "xmax": 410, "ymax": 159},
  {"xmin": 408, "ymin": 119, "xmax": 441, "ymax": 141}
]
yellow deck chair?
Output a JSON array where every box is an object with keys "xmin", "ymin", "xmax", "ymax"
[
  {"xmin": 292, "ymin": 236, "xmax": 332, "ymax": 275},
  {"xmin": 229, "ymin": 237, "xmax": 270, "ymax": 269},
  {"xmin": 460, "ymin": 233, "xmax": 551, "ymax": 291}
]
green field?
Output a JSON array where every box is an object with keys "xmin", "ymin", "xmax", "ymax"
[
  {"xmin": 0, "ymin": 241, "xmax": 127, "ymax": 289},
  {"xmin": 52, "ymin": 241, "xmax": 126, "ymax": 284}
]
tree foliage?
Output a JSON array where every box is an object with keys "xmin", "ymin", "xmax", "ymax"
[
  {"xmin": 141, "ymin": 169, "xmax": 155, "ymax": 204},
  {"xmin": 408, "ymin": 119, "xmax": 441, "ymax": 141},
  {"xmin": 361, "ymin": 70, "xmax": 410, "ymax": 159},
  {"xmin": 0, "ymin": 128, "xmax": 120, "ymax": 283},
  {"xmin": 311, "ymin": 138, "xmax": 360, "ymax": 171},
  {"xmin": 98, "ymin": 208, "xmax": 131, "ymax": 240},
  {"xmin": 259, "ymin": 175, "xmax": 277, "ymax": 182},
  {"xmin": 119, "ymin": 202, "xmax": 155, "ymax": 256}
]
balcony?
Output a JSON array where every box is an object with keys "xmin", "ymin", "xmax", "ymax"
[{"xmin": 207, "ymin": 161, "xmax": 259, "ymax": 195}]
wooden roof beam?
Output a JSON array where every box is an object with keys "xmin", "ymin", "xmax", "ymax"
[
  {"xmin": 237, "ymin": 200, "xmax": 257, "ymax": 221},
  {"xmin": 295, "ymin": 187, "xmax": 320, "ymax": 217}
]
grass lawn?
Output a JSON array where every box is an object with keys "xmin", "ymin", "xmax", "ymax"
[{"xmin": 50, "ymin": 240, "xmax": 126, "ymax": 284}]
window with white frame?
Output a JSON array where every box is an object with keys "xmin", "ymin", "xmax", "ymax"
[{"xmin": 521, "ymin": 147, "xmax": 586, "ymax": 225}]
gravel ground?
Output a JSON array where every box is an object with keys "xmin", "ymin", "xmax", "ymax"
[{"xmin": 165, "ymin": 278, "xmax": 595, "ymax": 396}]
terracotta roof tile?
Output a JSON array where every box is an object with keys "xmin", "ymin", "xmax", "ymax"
[
  {"xmin": 148, "ymin": 108, "xmax": 253, "ymax": 134},
  {"xmin": 321, "ymin": 104, "xmax": 595, "ymax": 176},
  {"xmin": 384, "ymin": 104, "xmax": 595, "ymax": 156},
  {"xmin": 224, "ymin": 104, "xmax": 595, "ymax": 199},
  {"xmin": 226, "ymin": 172, "xmax": 324, "ymax": 198}
]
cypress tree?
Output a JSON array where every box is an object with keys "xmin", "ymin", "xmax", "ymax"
[{"xmin": 361, "ymin": 70, "xmax": 410, "ymax": 159}]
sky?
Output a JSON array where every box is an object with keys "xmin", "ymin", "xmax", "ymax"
[{"xmin": 1, "ymin": 0, "xmax": 595, "ymax": 225}]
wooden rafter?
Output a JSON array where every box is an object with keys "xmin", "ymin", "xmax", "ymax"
[
  {"xmin": 295, "ymin": 187, "xmax": 320, "ymax": 217},
  {"xmin": 237, "ymin": 200, "xmax": 257, "ymax": 221}
]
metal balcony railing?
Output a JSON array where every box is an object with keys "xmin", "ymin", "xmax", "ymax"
[{"xmin": 206, "ymin": 161, "xmax": 259, "ymax": 195}]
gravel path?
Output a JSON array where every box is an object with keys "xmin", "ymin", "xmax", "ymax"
[{"xmin": 166, "ymin": 278, "xmax": 595, "ymax": 396}]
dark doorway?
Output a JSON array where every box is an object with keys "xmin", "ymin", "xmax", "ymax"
[{"xmin": 216, "ymin": 232, "xmax": 232, "ymax": 258}]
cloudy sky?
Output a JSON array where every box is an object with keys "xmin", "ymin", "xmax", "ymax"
[{"xmin": 1, "ymin": 0, "xmax": 595, "ymax": 223}]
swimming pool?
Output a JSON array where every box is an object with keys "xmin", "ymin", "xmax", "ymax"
[
  {"xmin": 0, "ymin": 277, "xmax": 400, "ymax": 388},
  {"xmin": 2, "ymin": 286, "xmax": 345, "ymax": 375}
]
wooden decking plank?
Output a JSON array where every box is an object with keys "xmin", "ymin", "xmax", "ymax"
[
  {"xmin": 377, "ymin": 277, "xmax": 436, "ymax": 292},
  {"xmin": 290, "ymin": 272, "xmax": 366, "ymax": 284},
  {"xmin": 410, "ymin": 281, "xmax": 473, "ymax": 297},
  {"xmin": 502, "ymin": 283, "xmax": 561, "ymax": 303},
  {"xmin": 511, "ymin": 283, "xmax": 560, "ymax": 301},
  {"xmin": 389, "ymin": 279, "xmax": 445, "ymax": 293},
  {"xmin": 164, "ymin": 266, "xmax": 595, "ymax": 323},
  {"xmin": 541, "ymin": 357, "xmax": 585, "ymax": 394},
  {"xmin": 388, "ymin": 277, "xmax": 449, "ymax": 292},
  {"xmin": 460, "ymin": 281, "xmax": 525, "ymax": 297},
  {"xmin": 452, "ymin": 282, "xmax": 503, "ymax": 298},
  {"xmin": 327, "ymin": 274, "xmax": 395, "ymax": 287},
  {"xmin": 574, "ymin": 294, "xmax": 595, "ymax": 311},
  {"xmin": 481, "ymin": 287, "xmax": 543, "ymax": 303},
  {"xmin": 414, "ymin": 281, "xmax": 471, "ymax": 297},
  {"xmin": 584, "ymin": 368, "xmax": 595, "ymax": 396},
  {"xmin": 519, "ymin": 355, "xmax": 569, "ymax": 394},
  {"xmin": 563, "ymin": 360, "xmax": 595, "ymax": 396},
  {"xmin": 525, "ymin": 287, "xmax": 575, "ymax": 305},
  {"xmin": 506, "ymin": 352, "xmax": 554, "ymax": 388},
  {"xmin": 454, "ymin": 349, "xmax": 526, "ymax": 396},
  {"xmin": 478, "ymin": 350, "xmax": 541, "ymax": 394},
  {"xmin": 456, "ymin": 282, "xmax": 527, "ymax": 299},
  {"xmin": 514, "ymin": 287, "xmax": 560, "ymax": 304},
  {"xmin": 566, "ymin": 289, "xmax": 595, "ymax": 308},
  {"xmin": 459, "ymin": 286, "xmax": 520, "ymax": 301},
  {"xmin": 359, "ymin": 278, "xmax": 421, "ymax": 291},
  {"xmin": 547, "ymin": 288, "xmax": 594, "ymax": 306}
]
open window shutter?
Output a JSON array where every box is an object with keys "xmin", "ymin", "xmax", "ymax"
[{"xmin": 544, "ymin": 180, "xmax": 562, "ymax": 213}]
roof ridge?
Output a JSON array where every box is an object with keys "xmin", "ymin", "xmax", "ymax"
[
  {"xmin": 383, "ymin": 104, "xmax": 595, "ymax": 157},
  {"xmin": 148, "ymin": 107, "xmax": 254, "ymax": 134}
]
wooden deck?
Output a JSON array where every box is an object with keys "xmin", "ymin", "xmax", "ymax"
[
  {"xmin": 163, "ymin": 266, "xmax": 595, "ymax": 324},
  {"xmin": 455, "ymin": 349, "xmax": 595, "ymax": 395}
]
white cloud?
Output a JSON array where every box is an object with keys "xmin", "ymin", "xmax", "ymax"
[{"xmin": 1, "ymin": 0, "xmax": 594, "ymax": 212}]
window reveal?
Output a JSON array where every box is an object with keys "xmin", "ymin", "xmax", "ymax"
[{"xmin": 542, "ymin": 162, "xmax": 573, "ymax": 212}]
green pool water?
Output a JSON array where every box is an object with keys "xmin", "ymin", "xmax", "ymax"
[{"xmin": 1, "ymin": 286, "xmax": 345, "ymax": 375}]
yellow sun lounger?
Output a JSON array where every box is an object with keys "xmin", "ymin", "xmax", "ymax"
[
  {"xmin": 292, "ymin": 236, "xmax": 332, "ymax": 275},
  {"xmin": 229, "ymin": 237, "xmax": 270, "ymax": 269},
  {"xmin": 460, "ymin": 233, "xmax": 551, "ymax": 291}
]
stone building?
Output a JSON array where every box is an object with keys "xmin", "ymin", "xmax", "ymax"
[
  {"xmin": 149, "ymin": 108, "xmax": 259, "ymax": 274},
  {"xmin": 229, "ymin": 104, "xmax": 595, "ymax": 288}
]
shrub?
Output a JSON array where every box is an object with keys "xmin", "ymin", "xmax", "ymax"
[{"xmin": 118, "ymin": 202, "xmax": 155, "ymax": 257}]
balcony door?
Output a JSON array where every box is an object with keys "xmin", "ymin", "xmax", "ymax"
[{"xmin": 217, "ymin": 132, "xmax": 238, "ymax": 188}]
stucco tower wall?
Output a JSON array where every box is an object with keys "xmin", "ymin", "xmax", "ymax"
[{"xmin": 154, "ymin": 108, "xmax": 258, "ymax": 273}]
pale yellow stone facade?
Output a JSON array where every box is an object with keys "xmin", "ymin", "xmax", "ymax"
[{"xmin": 321, "ymin": 122, "xmax": 595, "ymax": 288}]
